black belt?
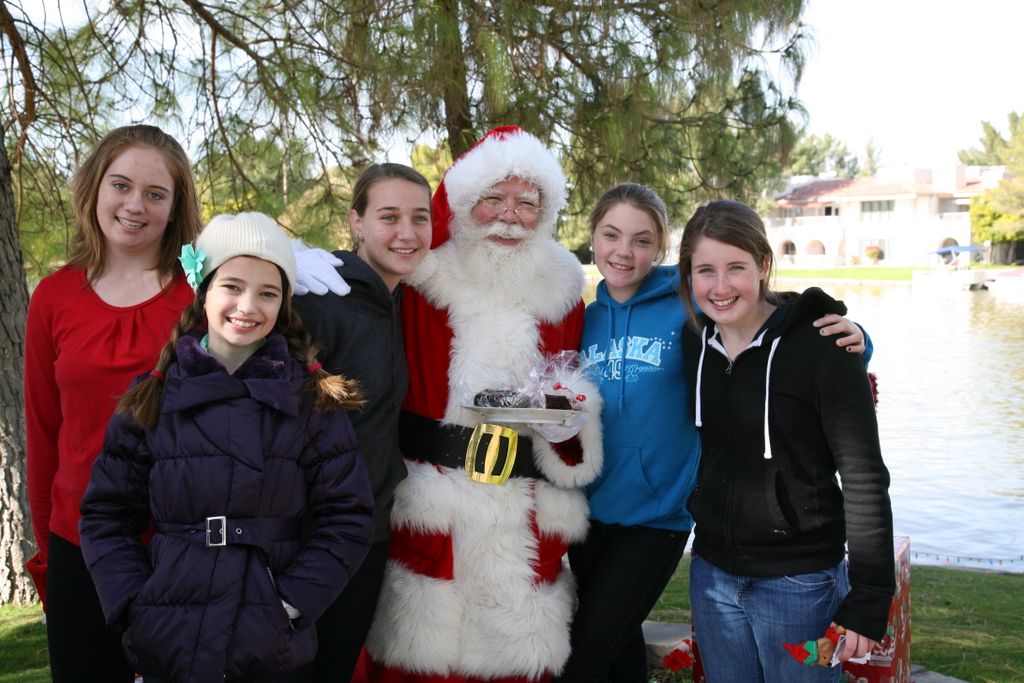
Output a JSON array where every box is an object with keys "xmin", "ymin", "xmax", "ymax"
[
  {"xmin": 399, "ymin": 411, "xmax": 545, "ymax": 481},
  {"xmin": 156, "ymin": 517, "xmax": 302, "ymax": 551}
]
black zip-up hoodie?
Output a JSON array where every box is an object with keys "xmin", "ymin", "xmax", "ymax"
[
  {"xmin": 683, "ymin": 287, "xmax": 895, "ymax": 640},
  {"xmin": 293, "ymin": 250, "xmax": 408, "ymax": 543}
]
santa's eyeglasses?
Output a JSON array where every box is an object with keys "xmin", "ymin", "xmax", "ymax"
[{"xmin": 477, "ymin": 197, "xmax": 541, "ymax": 218}]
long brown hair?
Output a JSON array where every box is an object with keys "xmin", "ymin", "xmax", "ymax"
[
  {"xmin": 677, "ymin": 199, "xmax": 777, "ymax": 330},
  {"xmin": 68, "ymin": 125, "xmax": 202, "ymax": 282},
  {"xmin": 588, "ymin": 183, "xmax": 671, "ymax": 263},
  {"xmin": 118, "ymin": 265, "xmax": 363, "ymax": 427}
]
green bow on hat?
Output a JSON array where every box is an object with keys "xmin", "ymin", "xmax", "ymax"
[{"xmin": 179, "ymin": 244, "xmax": 206, "ymax": 289}]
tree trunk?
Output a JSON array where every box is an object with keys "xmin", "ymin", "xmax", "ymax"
[
  {"xmin": 438, "ymin": 0, "xmax": 475, "ymax": 158},
  {"xmin": 0, "ymin": 123, "xmax": 37, "ymax": 605}
]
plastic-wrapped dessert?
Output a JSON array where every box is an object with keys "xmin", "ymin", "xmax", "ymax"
[
  {"xmin": 473, "ymin": 389, "xmax": 532, "ymax": 408},
  {"xmin": 468, "ymin": 351, "xmax": 589, "ymax": 417},
  {"xmin": 543, "ymin": 394, "xmax": 574, "ymax": 410}
]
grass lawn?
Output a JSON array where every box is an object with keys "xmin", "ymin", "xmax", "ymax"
[
  {"xmin": 0, "ymin": 604, "xmax": 49, "ymax": 683},
  {"xmin": 2, "ymin": 561, "xmax": 1021, "ymax": 682}
]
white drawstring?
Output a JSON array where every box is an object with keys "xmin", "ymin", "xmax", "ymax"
[
  {"xmin": 695, "ymin": 325, "xmax": 708, "ymax": 427},
  {"xmin": 763, "ymin": 337, "xmax": 781, "ymax": 459}
]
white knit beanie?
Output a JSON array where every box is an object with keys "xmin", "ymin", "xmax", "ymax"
[{"xmin": 195, "ymin": 212, "xmax": 296, "ymax": 291}]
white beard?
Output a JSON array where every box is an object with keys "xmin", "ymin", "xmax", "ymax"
[
  {"xmin": 406, "ymin": 212, "xmax": 584, "ymax": 332},
  {"xmin": 450, "ymin": 219, "xmax": 548, "ymax": 295}
]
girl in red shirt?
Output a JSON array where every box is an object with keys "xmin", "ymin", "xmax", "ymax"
[{"xmin": 24, "ymin": 124, "xmax": 202, "ymax": 682}]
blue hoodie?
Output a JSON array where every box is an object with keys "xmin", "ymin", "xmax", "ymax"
[{"xmin": 580, "ymin": 266, "xmax": 699, "ymax": 531}]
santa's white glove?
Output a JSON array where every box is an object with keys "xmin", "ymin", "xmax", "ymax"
[
  {"xmin": 532, "ymin": 411, "xmax": 586, "ymax": 443},
  {"xmin": 292, "ymin": 241, "xmax": 350, "ymax": 296},
  {"xmin": 281, "ymin": 599, "xmax": 301, "ymax": 620}
]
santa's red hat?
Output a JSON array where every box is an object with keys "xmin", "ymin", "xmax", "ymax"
[{"xmin": 430, "ymin": 126, "xmax": 568, "ymax": 249}]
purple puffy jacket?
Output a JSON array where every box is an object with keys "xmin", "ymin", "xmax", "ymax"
[{"xmin": 80, "ymin": 333, "xmax": 373, "ymax": 683}]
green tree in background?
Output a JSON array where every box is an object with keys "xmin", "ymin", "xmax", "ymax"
[
  {"xmin": 860, "ymin": 138, "xmax": 882, "ymax": 177},
  {"xmin": 196, "ymin": 134, "xmax": 317, "ymax": 220},
  {"xmin": 5, "ymin": 0, "xmax": 810, "ymax": 264},
  {"xmin": 958, "ymin": 113, "xmax": 1021, "ymax": 166},
  {"xmin": 971, "ymin": 181, "xmax": 1024, "ymax": 242},
  {"xmin": 1, "ymin": 0, "xmax": 812, "ymax": 602},
  {"xmin": 335, "ymin": 0, "xmax": 811, "ymax": 250},
  {"xmin": 410, "ymin": 143, "xmax": 453, "ymax": 197},
  {"xmin": 783, "ymin": 132, "xmax": 859, "ymax": 179},
  {"xmin": 962, "ymin": 112, "xmax": 1024, "ymax": 260}
]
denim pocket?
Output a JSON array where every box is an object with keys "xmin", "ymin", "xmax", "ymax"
[{"xmin": 782, "ymin": 567, "xmax": 839, "ymax": 589}]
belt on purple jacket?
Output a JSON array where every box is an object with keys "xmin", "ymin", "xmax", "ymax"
[{"xmin": 156, "ymin": 517, "xmax": 302, "ymax": 550}]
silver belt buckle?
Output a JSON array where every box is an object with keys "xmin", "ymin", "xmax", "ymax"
[{"xmin": 205, "ymin": 516, "xmax": 228, "ymax": 547}]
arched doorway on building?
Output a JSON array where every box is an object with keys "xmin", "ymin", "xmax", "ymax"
[
  {"xmin": 805, "ymin": 240, "xmax": 826, "ymax": 265},
  {"xmin": 937, "ymin": 237, "xmax": 959, "ymax": 264},
  {"xmin": 779, "ymin": 240, "xmax": 796, "ymax": 265}
]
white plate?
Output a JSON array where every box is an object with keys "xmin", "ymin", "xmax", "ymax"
[{"xmin": 463, "ymin": 406, "xmax": 579, "ymax": 425}]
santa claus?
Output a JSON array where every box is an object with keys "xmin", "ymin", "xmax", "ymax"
[{"xmin": 364, "ymin": 126, "xmax": 603, "ymax": 683}]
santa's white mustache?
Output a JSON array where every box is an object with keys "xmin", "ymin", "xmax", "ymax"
[{"xmin": 479, "ymin": 220, "xmax": 532, "ymax": 242}]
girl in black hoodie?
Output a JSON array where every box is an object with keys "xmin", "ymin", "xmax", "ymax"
[
  {"xmin": 678, "ymin": 200, "xmax": 894, "ymax": 683},
  {"xmin": 292, "ymin": 163, "xmax": 433, "ymax": 683}
]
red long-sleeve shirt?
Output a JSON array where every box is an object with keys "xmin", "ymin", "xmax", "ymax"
[{"xmin": 24, "ymin": 266, "xmax": 193, "ymax": 605}]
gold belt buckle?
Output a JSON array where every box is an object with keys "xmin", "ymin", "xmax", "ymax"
[{"xmin": 465, "ymin": 423, "xmax": 518, "ymax": 485}]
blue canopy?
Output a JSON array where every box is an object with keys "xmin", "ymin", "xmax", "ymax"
[{"xmin": 931, "ymin": 245, "xmax": 984, "ymax": 255}]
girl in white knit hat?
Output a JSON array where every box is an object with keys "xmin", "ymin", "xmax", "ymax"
[{"xmin": 79, "ymin": 212, "xmax": 376, "ymax": 683}]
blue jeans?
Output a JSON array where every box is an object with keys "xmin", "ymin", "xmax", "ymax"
[{"xmin": 689, "ymin": 554, "xmax": 850, "ymax": 683}]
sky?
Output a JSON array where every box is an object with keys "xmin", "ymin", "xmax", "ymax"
[
  {"xmin": 797, "ymin": 0, "xmax": 1022, "ymax": 169},
  {"xmin": 28, "ymin": 1, "xmax": 1021, "ymax": 170}
]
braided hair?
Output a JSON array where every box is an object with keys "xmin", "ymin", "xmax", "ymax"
[{"xmin": 118, "ymin": 265, "xmax": 363, "ymax": 428}]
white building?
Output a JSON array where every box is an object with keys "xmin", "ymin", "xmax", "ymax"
[{"xmin": 765, "ymin": 165, "xmax": 1009, "ymax": 267}]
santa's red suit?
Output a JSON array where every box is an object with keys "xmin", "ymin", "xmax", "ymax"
[{"xmin": 364, "ymin": 128, "xmax": 603, "ymax": 683}]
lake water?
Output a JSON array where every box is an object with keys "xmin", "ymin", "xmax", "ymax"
[{"xmin": 781, "ymin": 278, "xmax": 1024, "ymax": 573}]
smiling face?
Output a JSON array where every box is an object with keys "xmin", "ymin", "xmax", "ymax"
[
  {"xmin": 468, "ymin": 178, "xmax": 541, "ymax": 247},
  {"xmin": 592, "ymin": 202, "xmax": 661, "ymax": 302},
  {"xmin": 350, "ymin": 178, "xmax": 432, "ymax": 291},
  {"xmin": 203, "ymin": 256, "xmax": 284, "ymax": 370},
  {"xmin": 95, "ymin": 145, "xmax": 175, "ymax": 262},
  {"xmin": 690, "ymin": 236, "xmax": 772, "ymax": 336}
]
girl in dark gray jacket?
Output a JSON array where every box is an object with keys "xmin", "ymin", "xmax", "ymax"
[{"xmin": 293, "ymin": 163, "xmax": 433, "ymax": 683}]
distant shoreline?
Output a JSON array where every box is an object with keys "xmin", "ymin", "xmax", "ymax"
[{"xmin": 775, "ymin": 276, "xmax": 912, "ymax": 286}]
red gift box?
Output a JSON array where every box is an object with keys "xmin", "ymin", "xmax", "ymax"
[
  {"xmin": 689, "ymin": 536, "xmax": 911, "ymax": 682},
  {"xmin": 691, "ymin": 637, "xmax": 707, "ymax": 683},
  {"xmin": 842, "ymin": 536, "xmax": 912, "ymax": 683}
]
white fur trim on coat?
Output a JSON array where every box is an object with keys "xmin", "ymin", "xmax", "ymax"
[
  {"xmin": 406, "ymin": 240, "xmax": 583, "ymax": 326},
  {"xmin": 368, "ymin": 562, "xmax": 576, "ymax": 679},
  {"xmin": 388, "ymin": 461, "xmax": 590, "ymax": 543},
  {"xmin": 369, "ymin": 461, "xmax": 587, "ymax": 678},
  {"xmin": 407, "ymin": 240, "xmax": 587, "ymax": 424},
  {"xmin": 443, "ymin": 130, "xmax": 567, "ymax": 238},
  {"xmin": 530, "ymin": 375, "xmax": 604, "ymax": 489}
]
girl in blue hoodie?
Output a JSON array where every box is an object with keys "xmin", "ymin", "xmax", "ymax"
[{"xmin": 560, "ymin": 184, "xmax": 866, "ymax": 682}]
